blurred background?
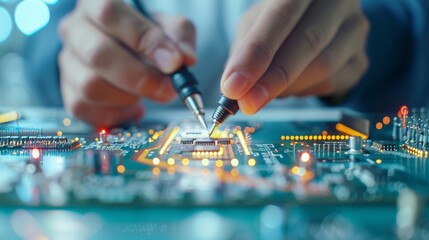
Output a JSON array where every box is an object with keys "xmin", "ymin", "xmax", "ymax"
[{"xmin": 0, "ymin": 0, "xmax": 59, "ymax": 107}]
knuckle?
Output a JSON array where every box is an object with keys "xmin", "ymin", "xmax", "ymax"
[
  {"xmin": 302, "ymin": 26, "xmax": 325, "ymax": 52},
  {"xmin": 94, "ymin": 0, "xmax": 118, "ymax": 25},
  {"xmin": 85, "ymin": 39, "xmax": 111, "ymax": 67},
  {"xmin": 176, "ymin": 17, "xmax": 195, "ymax": 32},
  {"xmin": 58, "ymin": 15, "xmax": 72, "ymax": 39},
  {"xmin": 247, "ymin": 40, "xmax": 273, "ymax": 63},
  {"xmin": 354, "ymin": 55, "xmax": 369, "ymax": 74},
  {"xmin": 271, "ymin": 0, "xmax": 301, "ymax": 23},
  {"xmin": 136, "ymin": 26, "xmax": 163, "ymax": 56},
  {"xmin": 58, "ymin": 50, "xmax": 67, "ymax": 66},
  {"xmin": 360, "ymin": 16, "xmax": 370, "ymax": 33},
  {"xmin": 270, "ymin": 62, "xmax": 289, "ymax": 90}
]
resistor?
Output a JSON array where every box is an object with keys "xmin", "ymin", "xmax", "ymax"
[{"xmin": 244, "ymin": 131, "xmax": 252, "ymax": 146}]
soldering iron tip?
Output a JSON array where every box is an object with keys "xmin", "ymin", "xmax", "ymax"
[
  {"xmin": 209, "ymin": 123, "xmax": 217, "ymax": 137},
  {"xmin": 197, "ymin": 114, "xmax": 208, "ymax": 130}
]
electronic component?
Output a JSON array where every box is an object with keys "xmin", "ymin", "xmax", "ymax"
[
  {"xmin": 0, "ymin": 107, "xmax": 428, "ymax": 240},
  {"xmin": 209, "ymin": 95, "xmax": 239, "ymax": 136}
]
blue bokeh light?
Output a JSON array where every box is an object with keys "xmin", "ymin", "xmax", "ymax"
[
  {"xmin": 42, "ymin": 0, "xmax": 59, "ymax": 4},
  {"xmin": 0, "ymin": 7, "xmax": 13, "ymax": 43},
  {"xmin": 14, "ymin": 0, "xmax": 50, "ymax": 36}
]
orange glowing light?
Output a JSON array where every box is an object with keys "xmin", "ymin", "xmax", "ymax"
[
  {"xmin": 230, "ymin": 168, "xmax": 239, "ymax": 177},
  {"xmin": 376, "ymin": 122, "xmax": 383, "ymax": 130},
  {"xmin": 400, "ymin": 106, "xmax": 409, "ymax": 116},
  {"xmin": 31, "ymin": 149, "xmax": 41, "ymax": 159},
  {"xmin": 335, "ymin": 123, "xmax": 368, "ymax": 140},
  {"xmin": 117, "ymin": 165, "xmax": 125, "ymax": 174},
  {"xmin": 300, "ymin": 152, "xmax": 311, "ymax": 163},
  {"xmin": 63, "ymin": 118, "xmax": 72, "ymax": 127},
  {"xmin": 152, "ymin": 167, "xmax": 161, "ymax": 176},
  {"xmin": 382, "ymin": 116, "xmax": 391, "ymax": 125},
  {"xmin": 322, "ymin": 131, "xmax": 328, "ymax": 136}
]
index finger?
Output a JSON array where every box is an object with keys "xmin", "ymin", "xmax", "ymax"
[
  {"xmin": 79, "ymin": 0, "xmax": 183, "ymax": 73},
  {"xmin": 221, "ymin": 0, "xmax": 312, "ymax": 99}
]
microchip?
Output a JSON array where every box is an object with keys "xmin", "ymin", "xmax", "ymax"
[
  {"xmin": 372, "ymin": 141, "xmax": 397, "ymax": 151},
  {"xmin": 172, "ymin": 144, "xmax": 220, "ymax": 153},
  {"xmin": 195, "ymin": 138, "xmax": 216, "ymax": 145}
]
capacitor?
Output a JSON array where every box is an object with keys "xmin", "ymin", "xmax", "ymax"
[
  {"xmin": 392, "ymin": 117, "xmax": 398, "ymax": 140},
  {"xmin": 423, "ymin": 125, "xmax": 428, "ymax": 148},
  {"xmin": 348, "ymin": 136, "xmax": 363, "ymax": 154}
]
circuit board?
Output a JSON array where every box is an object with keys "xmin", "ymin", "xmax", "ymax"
[{"xmin": 0, "ymin": 107, "xmax": 428, "ymax": 239}]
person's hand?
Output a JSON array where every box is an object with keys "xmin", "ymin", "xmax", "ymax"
[
  {"xmin": 58, "ymin": 0, "xmax": 197, "ymax": 126},
  {"xmin": 221, "ymin": 0, "xmax": 369, "ymax": 114}
]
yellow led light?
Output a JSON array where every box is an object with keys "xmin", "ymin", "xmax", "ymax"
[
  {"xmin": 202, "ymin": 158, "xmax": 209, "ymax": 167},
  {"xmin": 117, "ymin": 165, "xmax": 125, "ymax": 174},
  {"xmin": 281, "ymin": 136, "xmax": 285, "ymax": 140},
  {"xmin": 167, "ymin": 158, "xmax": 175, "ymax": 165},
  {"xmin": 153, "ymin": 157, "xmax": 160, "ymax": 166},
  {"xmin": 152, "ymin": 132, "xmax": 160, "ymax": 140},
  {"xmin": 215, "ymin": 160, "xmax": 223, "ymax": 168},
  {"xmin": 291, "ymin": 136, "xmax": 295, "ymax": 140},
  {"xmin": 376, "ymin": 159, "xmax": 382, "ymax": 164},
  {"xmin": 148, "ymin": 129, "xmax": 154, "ymax": 135},
  {"xmin": 56, "ymin": 131, "xmax": 63, "ymax": 137},
  {"xmin": 248, "ymin": 158, "xmax": 256, "ymax": 167},
  {"xmin": 299, "ymin": 136, "xmax": 304, "ymax": 140},
  {"xmin": 291, "ymin": 166, "xmax": 300, "ymax": 175},
  {"xmin": 285, "ymin": 136, "xmax": 290, "ymax": 140},
  {"xmin": 231, "ymin": 158, "xmax": 239, "ymax": 167},
  {"xmin": 182, "ymin": 158, "xmax": 189, "ymax": 166}
]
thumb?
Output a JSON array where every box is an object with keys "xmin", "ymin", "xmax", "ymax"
[{"xmin": 155, "ymin": 14, "xmax": 197, "ymax": 66}]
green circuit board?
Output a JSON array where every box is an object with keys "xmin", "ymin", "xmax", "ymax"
[{"xmin": 0, "ymin": 107, "xmax": 428, "ymax": 239}]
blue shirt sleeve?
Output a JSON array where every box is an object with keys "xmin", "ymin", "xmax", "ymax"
[
  {"xmin": 23, "ymin": 0, "xmax": 76, "ymax": 107},
  {"xmin": 343, "ymin": 0, "xmax": 429, "ymax": 112}
]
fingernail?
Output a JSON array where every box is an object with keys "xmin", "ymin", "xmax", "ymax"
[
  {"xmin": 223, "ymin": 71, "xmax": 251, "ymax": 98},
  {"xmin": 241, "ymin": 85, "xmax": 269, "ymax": 114},
  {"xmin": 178, "ymin": 42, "xmax": 196, "ymax": 59},
  {"xmin": 154, "ymin": 48, "xmax": 181, "ymax": 73}
]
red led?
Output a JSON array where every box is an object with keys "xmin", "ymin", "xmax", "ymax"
[
  {"xmin": 300, "ymin": 152, "xmax": 311, "ymax": 163},
  {"xmin": 31, "ymin": 148, "xmax": 41, "ymax": 160}
]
